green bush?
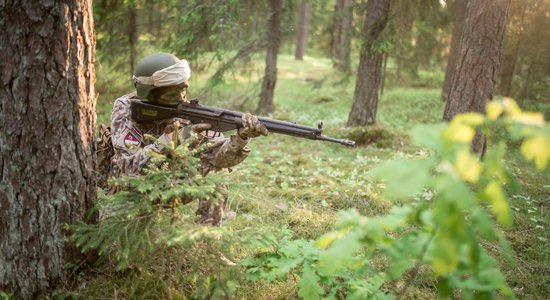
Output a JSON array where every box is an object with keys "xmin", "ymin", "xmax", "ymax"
[
  {"xmin": 69, "ymin": 136, "xmax": 271, "ymax": 298},
  {"xmin": 242, "ymin": 99, "xmax": 550, "ymax": 299}
]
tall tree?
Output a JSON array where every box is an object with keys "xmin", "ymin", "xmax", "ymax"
[
  {"xmin": 518, "ymin": 0, "xmax": 550, "ymax": 101},
  {"xmin": 410, "ymin": 0, "xmax": 446, "ymax": 78},
  {"xmin": 258, "ymin": 0, "xmax": 282, "ymax": 114},
  {"xmin": 441, "ymin": 0, "xmax": 469, "ymax": 100},
  {"xmin": 498, "ymin": 0, "xmax": 527, "ymax": 96},
  {"xmin": 331, "ymin": 0, "xmax": 345, "ymax": 58},
  {"xmin": 295, "ymin": 0, "xmax": 311, "ymax": 60},
  {"xmin": 0, "ymin": 1, "xmax": 97, "ymax": 298},
  {"xmin": 336, "ymin": 0, "xmax": 354, "ymax": 73},
  {"xmin": 347, "ymin": 0, "xmax": 390, "ymax": 126},
  {"xmin": 443, "ymin": 0, "xmax": 511, "ymax": 155},
  {"xmin": 387, "ymin": 0, "xmax": 415, "ymax": 79},
  {"xmin": 128, "ymin": 3, "xmax": 138, "ymax": 75}
]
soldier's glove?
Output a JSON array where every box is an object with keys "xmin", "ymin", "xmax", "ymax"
[
  {"xmin": 191, "ymin": 123, "xmax": 212, "ymax": 135},
  {"xmin": 160, "ymin": 122, "xmax": 212, "ymax": 143},
  {"xmin": 238, "ymin": 113, "xmax": 268, "ymax": 139},
  {"xmin": 156, "ymin": 121, "xmax": 211, "ymax": 152}
]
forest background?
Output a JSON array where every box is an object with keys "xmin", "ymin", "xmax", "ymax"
[
  {"xmin": 91, "ymin": 0, "xmax": 550, "ymax": 297},
  {"xmin": 1, "ymin": 0, "xmax": 550, "ymax": 299}
]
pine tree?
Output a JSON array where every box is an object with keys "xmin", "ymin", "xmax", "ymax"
[{"xmin": 71, "ymin": 136, "xmax": 225, "ymax": 269}]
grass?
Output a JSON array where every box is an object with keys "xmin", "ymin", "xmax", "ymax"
[{"xmin": 81, "ymin": 54, "xmax": 550, "ymax": 299}]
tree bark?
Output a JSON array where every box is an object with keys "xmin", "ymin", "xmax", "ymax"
[
  {"xmin": 0, "ymin": 1, "xmax": 97, "ymax": 298},
  {"xmin": 295, "ymin": 0, "xmax": 311, "ymax": 60},
  {"xmin": 258, "ymin": 0, "xmax": 282, "ymax": 114},
  {"xmin": 443, "ymin": 0, "xmax": 511, "ymax": 155},
  {"xmin": 336, "ymin": 0, "xmax": 354, "ymax": 73},
  {"xmin": 347, "ymin": 0, "xmax": 390, "ymax": 126},
  {"xmin": 498, "ymin": 0, "xmax": 527, "ymax": 97},
  {"xmin": 442, "ymin": 0, "xmax": 469, "ymax": 101}
]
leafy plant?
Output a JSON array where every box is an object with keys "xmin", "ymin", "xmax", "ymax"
[
  {"xmin": 69, "ymin": 135, "xmax": 268, "ymax": 297},
  {"xmin": 71, "ymin": 135, "xmax": 225, "ymax": 262},
  {"xmin": 242, "ymin": 99, "xmax": 550, "ymax": 299}
]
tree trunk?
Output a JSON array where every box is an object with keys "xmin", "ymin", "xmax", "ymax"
[
  {"xmin": 443, "ymin": 0, "xmax": 511, "ymax": 155},
  {"xmin": 347, "ymin": 0, "xmax": 390, "ymax": 126},
  {"xmin": 331, "ymin": 0, "xmax": 345, "ymax": 58},
  {"xmin": 295, "ymin": 0, "xmax": 311, "ymax": 60},
  {"xmin": 146, "ymin": 0, "xmax": 155, "ymax": 34},
  {"xmin": 520, "ymin": 56, "xmax": 535, "ymax": 101},
  {"xmin": 128, "ymin": 4, "xmax": 138, "ymax": 76},
  {"xmin": 0, "ymin": 1, "xmax": 97, "ymax": 298},
  {"xmin": 391, "ymin": 1, "xmax": 415, "ymax": 81},
  {"xmin": 498, "ymin": 0, "xmax": 527, "ymax": 97},
  {"xmin": 441, "ymin": 0, "xmax": 469, "ymax": 101},
  {"xmin": 336, "ymin": 0, "xmax": 354, "ymax": 73},
  {"xmin": 258, "ymin": 0, "xmax": 282, "ymax": 114},
  {"xmin": 380, "ymin": 52, "xmax": 388, "ymax": 96}
]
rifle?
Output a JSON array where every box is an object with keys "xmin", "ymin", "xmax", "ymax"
[{"xmin": 130, "ymin": 99, "xmax": 355, "ymax": 147}]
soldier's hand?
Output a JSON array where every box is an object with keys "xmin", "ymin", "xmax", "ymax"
[
  {"xmin": 238, "ymin": 113, "xmax": 268, "ymax": 139},
  {"xmin": 190, "ymin": 123, "xmax": 225, "ymax": 148},
  {"xmin": 191, "ymin": 123, "xmax": 212, "ymax": 134}
]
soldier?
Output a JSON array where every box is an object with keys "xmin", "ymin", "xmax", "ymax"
[{"xmin": 104, "ymin": 52, "xmax": 268, "ymax": 225}]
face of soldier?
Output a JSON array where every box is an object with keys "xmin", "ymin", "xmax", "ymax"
[{"xmin": 153, "ymin": 81, "xmax": 189, "ymax": 106}]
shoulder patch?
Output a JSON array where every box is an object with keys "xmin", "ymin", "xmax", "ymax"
[{"xmin": 124, "ymin": 125, "xmax": 143, "ymax": 147}]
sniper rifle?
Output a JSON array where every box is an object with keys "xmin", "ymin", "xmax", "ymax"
[{"xmin": 130, "ymin": 99, "xmax": 355, "ymax": 147}]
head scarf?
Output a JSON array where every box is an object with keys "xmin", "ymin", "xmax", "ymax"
[{"xmin": 132, "ymin": 59, "xmax": 191, "ymax": 87}]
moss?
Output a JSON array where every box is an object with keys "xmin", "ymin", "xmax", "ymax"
[{"xmin": 334, "ymin": 124, "xmax": 408, "ymax": 149}]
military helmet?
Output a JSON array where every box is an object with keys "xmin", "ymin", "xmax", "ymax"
[{"xmin": 133, "ymin": 53, "xmax": 187, "ymax": 101}]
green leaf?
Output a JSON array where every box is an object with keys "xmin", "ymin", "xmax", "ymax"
[
  {"xmin": 436, "ymin": 277, "xmax": 453, "ymax": 298},
  {"xmin": 521, "ymin": 133, "xmax": 550, "ymax": 170},
  {"xmin": 510, "ymin": 111, "xmax": 545, "ymax": 126},
  {"xmin": 453, "ymin": 112, "xmax": 485, "ymax": 126},
  {"xmin": 434, "ymin": 175, "xmax": 477, "ymax": 209},
  {"xmin": 453, "ymin": 149, "xmax": 483, "ymax": 183},
  {"xmin": 370, "ymin": 158, "xmax": 434, "ymax": 199},
  {"xmin": 377, "ymin": 206, "xmax": 412, "ymax": 231},
  {"xmin": 462, "ymin": 268, "xmax": 506, "ymax": 291},
  {"xmin": 486, "ymin": 101, "xmax": 504, "ymax": 120},
  {"xmin": 483, "ymin": 181, "xmax": 512, "ymax": 227},
  {"xmin": 444, "ymin": 120, "xmax": 476, "ymax": 143},
  {"xmin": 432, "ymin": 201, "xmax": 466, "ymax": 275},
  {"xmin": 316, "ymin": 231, "xmax": 342, "ymax": 249},
  {"xmin": 297, "ymin": 263, "xmax": 324, "ymax": 300},
  {"xmin": 410, "ymin": 123, "xmax": 446, "ymax": 151},
  {"xmin": 432, "ymin": 232, "xmax": 460, "ymax": 275},
  {"xmin": 318, "ymin": 230, "xmax": 362, "ymax": 275}
]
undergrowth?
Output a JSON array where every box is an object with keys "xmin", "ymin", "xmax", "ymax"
[{"xmin": 71, "ymin": 54, "xmax": 550, "ymax": 299}]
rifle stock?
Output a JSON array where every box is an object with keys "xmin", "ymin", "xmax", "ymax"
[{"xmin": 130, "ymin": 99, "xmax": 355, "ymax": 147}]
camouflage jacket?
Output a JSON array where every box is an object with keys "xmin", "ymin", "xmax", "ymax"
[{"xmin": 110, "ymin": 93, "xmax": 251, "ymax": 177}]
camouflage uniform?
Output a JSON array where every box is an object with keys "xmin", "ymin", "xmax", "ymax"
[{"xmin": 109, "ymin": 93, "xmax": 250, "ymax": 225}]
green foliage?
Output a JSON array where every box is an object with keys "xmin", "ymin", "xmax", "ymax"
[
  {"xmin": 70, "ymin": 138, "xmax": 223, "ymax": 266},
  {"xmin": 0, "ymin": 291, "xmax": 15, "ymax": 300},
  {"xmin": 168, "ymin": 1, "xmax": 267, "ymax": 68},
  {"xmin": 242, "ymin": 99, "xmax": 550, "ymax": 299},
  {"xmin": 68, "ymin": 137, "xmax": 272, "ymax": 297},
  {"xmin": 83, "ymin": 52, "xmax": 549, "ymax": 298}
]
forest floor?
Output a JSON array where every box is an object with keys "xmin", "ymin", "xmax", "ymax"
[{"xmin": 83, "ymin": 54, "xmax": 549, "ymax": 299}]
